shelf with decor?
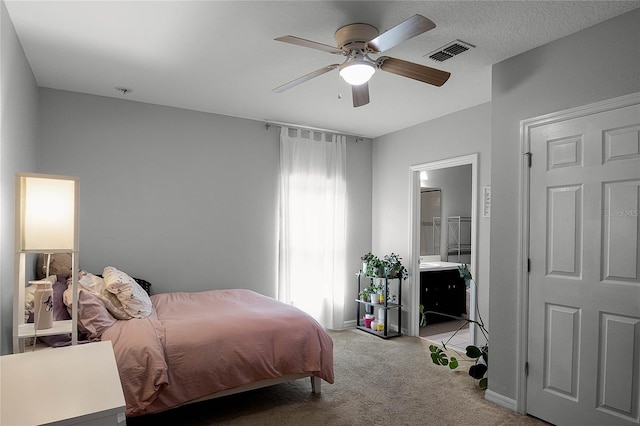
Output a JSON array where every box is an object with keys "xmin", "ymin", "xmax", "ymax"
[
  {"xmin": 356, "ymin": 273, "xmax": 403, "ymax": 339},
  {"xmin": 12, "ymin": 173, "xmax": 79, "ymax": 353},
  {"xmin": 355, "ymin": 252, "xmax": 408, "ymax": 339},
  {"xmin": 355, "ymin": 252, "xmax": 407, "ymax": 339}
]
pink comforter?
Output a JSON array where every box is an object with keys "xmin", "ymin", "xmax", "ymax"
[{"xmin": 102, "ymin": 289, "xmax": 334, "ymax": 416}]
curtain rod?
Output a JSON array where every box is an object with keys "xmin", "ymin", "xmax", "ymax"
[{"xmin": 264, "ymin": 120, "xmax": 367, "ymax": 140}]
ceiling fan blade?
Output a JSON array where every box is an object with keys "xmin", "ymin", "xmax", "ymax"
[
  {"xmin": 352, "ymin": 83, "xmax": 370, "ymax": 107},
  {"xmin": 366, "ymin": 14, "xmax": 436, "ymax": 53},
  {"xmin": 273, "ymin": 64, "xmax": 339, "ymax": 93},
  {"xmin": 379, "ymin": 57, "xmax": 450, "ymax": 86},
  {"xmin": 275, "ymin": 35, "xmax": 344, "ymax": 55}
]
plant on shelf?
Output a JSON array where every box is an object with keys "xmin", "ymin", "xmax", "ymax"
[
  {"xmin": 358, "ymin": 286, "xmax": 376, "ymax": 315},
  {"xmin": 358, "ymin": 284, "xmax": 383, "ymax": 304},
  {"xmin": 382, "ymin": 253, "xmax": 408, "ymax": 280},
  {"xmin": 361, "ymin": 252, "xmax": 376, "ymax": 272},
  {"xmin": 371, "ymin": 281, "xmax": 397, "ymax": 304},
  {"xmin": 360, "ymin": 251, "xmax": 406, "ymax": 304},
  {"xmin": 375, "ymin": 280, "xmax": 398, "ymax": 304},
  {"xmin": 367, "ymin": 282, "xmax": 380, "ymax": 302},
  {"xmin": 358, "ymin": 286, "xmax": 372, "ymax": 302},
  {"xmin": 423, "ymin": 264, "xmax": 489, "ymax": 390},
  {"xmin": 362, "ymin": 253, "xmax": 385, "ymax": 278},
  {"xmin": 361, "ymin": 251, "xmax": 409, "ymax": 280}
]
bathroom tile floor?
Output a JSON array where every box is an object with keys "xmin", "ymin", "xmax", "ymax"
[
  {"xmin": 420, "ymin": 320, "xmax": 470, "ymax": 352},
  {"xmin": 420, "ymin": 289, "xmax": 471, "ymax": 352}
]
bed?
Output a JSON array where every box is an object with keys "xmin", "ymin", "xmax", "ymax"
[
  {"xmin": 102, "ymin": 288, "xmax": 334, "ymax": 416},
  {"xmin": 33, "ymin": 258, "xmax": 334, "ymax": 417}
]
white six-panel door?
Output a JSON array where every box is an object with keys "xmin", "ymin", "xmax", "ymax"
[{"xmin": 526, "ymin": 96, "xmax": 640, "ymax": 425}]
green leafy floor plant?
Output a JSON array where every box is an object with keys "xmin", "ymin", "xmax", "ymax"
[{"xmin": 423, "ymin": 264, "xmax": 489, "ymax": 390}]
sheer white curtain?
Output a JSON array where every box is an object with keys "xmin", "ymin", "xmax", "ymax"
[{"xmin": 278, "ymin": 127, "xmax": 346, "ymax": 329}]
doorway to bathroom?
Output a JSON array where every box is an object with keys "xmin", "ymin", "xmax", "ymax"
[{"xmin": 408, "ymin": 154, "xmax": 477, "ymax": 350}]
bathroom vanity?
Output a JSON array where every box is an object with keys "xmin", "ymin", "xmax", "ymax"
[{"xmin": 419, "ymin": 261, "xmax": 467, "ymax": 324}]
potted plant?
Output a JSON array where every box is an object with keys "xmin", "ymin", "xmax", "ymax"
[
  {"xmin": 358, "ymin": 286, "xmax": 372, "ymax": 302},
  {"xmin": 366, "ymin": 256, "xmax": 385, "ymax": 278},
  {"xmin": 360, "ymin": 251, "xmax": 405, "ymax": 304},
  {"xmin": 361, "ymin": 252, "xmax": 376, "ymax": 275},
  {"xmin": 382, "ymin": 253, "xmax": 408, "ymax": 280},
  {"xmin": 358, "ymin": 286, "xmax": 375, "ymax": 314},
  {"xmin": 428, "ymin": 334, "xmax": 488, "ymax": 390},
  {"xmin": 362, "ymin": 252, "xmax": 409, "ymax": 280},
  {"xmin": 424, "ymin": 265, "xmax": 489, "ymax": 390},
  {"xmin": 369, "ymin": 281, "xmax": 385, "ymax": 304},
  {"xmin": 379, "ymin": 280, "xmax": 397, "ymax": 304}
]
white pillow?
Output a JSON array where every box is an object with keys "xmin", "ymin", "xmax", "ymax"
[
  {"xmin": 63, "ymin": 286, "xmax": 117, "ymax": 340},
  {"xmin": 77, "ymin": 271, "xmax": 132, "ymax": 320},
  {"xmin": 103, "ymin": 266, "xmax": 153, "ymax": 318}
]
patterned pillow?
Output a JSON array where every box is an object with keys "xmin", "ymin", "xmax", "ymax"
[
  {"xmin": 77, "ymin": 271, "xmax": 132, "ymax": 320},
  {"xmin": 103, "ymin": 266, "xmax": 153, "ymax": 318}
]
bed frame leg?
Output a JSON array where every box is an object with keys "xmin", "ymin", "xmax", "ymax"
[{"xmin": 311, "ymin": 376, "xmax": 321, "ymax": 394}]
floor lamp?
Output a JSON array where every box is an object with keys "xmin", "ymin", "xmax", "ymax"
[{"xmin": 14, "ymin": 173, "xmax": 79, "ymax": 352}]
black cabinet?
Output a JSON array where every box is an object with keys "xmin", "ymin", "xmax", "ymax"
[{"xmin": 420, "ymin": 269, "xmax": 466, "ymax": 324}]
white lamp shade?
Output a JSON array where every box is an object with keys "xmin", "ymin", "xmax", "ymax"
[
  {"xmin": 19, "ymin": 174, "xmax": 77, "ymax": 251},
  {"xmin": 339, "ymin": 61, "xmax": 375, "ymax": 86}
]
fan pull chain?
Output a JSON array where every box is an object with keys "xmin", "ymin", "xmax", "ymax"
[{"xmin": 337, "ymin": 72, "xmax": 342, "ymax": 100}]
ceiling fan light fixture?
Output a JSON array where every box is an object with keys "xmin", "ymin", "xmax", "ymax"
[{"xmin": 339, "ymin": 60, "xmax": 375, "ymax": 86}]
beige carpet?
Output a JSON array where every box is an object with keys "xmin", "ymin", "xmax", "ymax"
[{"xmin": 127, "ymin": 329, "xmax": 547, "ymax": 425}]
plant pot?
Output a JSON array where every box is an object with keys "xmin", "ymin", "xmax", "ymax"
[
  {"xmin": 363, "ymin": 317, "xmax": 372, "ymax": 328},
  {"xmin": 384, "ymin": 267, "xmax": 392, "ymax": 278},
  {"xmin": 370, "ymin": 294, "xmax": 378, "ymax": 304}
]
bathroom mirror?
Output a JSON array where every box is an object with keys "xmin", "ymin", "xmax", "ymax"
[{"xmin": 420, "ymin": 188, "xmax": 441, "ymax": 257}]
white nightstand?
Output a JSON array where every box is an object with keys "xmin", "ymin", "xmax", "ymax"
[{"xmin": 1, "ymin": 341, "xmax": 126, "ymax": 425}]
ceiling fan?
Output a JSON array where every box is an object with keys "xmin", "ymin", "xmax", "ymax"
[{"xmin": 273, "ymin": 14, "xmax": 451, "ymax": 108}]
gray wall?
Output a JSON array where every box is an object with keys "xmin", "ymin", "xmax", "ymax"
[
  {"xmin": 38, "ymin": 89, "xmax": 280, "ymax": 294},
  {"xmin": 36, "ymin": 89, "xmax": 371, "ymax": 325},
  {"xmin": 371, "ymin": 102, "xmax": 492, "ymax": 335},
  {"xmin": 0, "ymin": 0, "xmax": 40, "ymax": 355},
  {"xmin": 489, "ymin": 8, "xmax": 640, "ymax": 401}
]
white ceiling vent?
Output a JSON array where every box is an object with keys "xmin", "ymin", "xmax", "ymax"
[{"xmin": 426, "ymin": 40, "xmax": 475, "ymax": 62}]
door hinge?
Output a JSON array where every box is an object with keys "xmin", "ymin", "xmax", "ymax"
[
  {"xmin": 524, "ymin": 152, "xmax": 532, "ymax": 167},
  {"xmin": 527, "ymin": 258, "xmax": 531, "ymax": 272},
  {"xmin": 525, "ymin": 362, "xmax": 529, "ymax": 376}
]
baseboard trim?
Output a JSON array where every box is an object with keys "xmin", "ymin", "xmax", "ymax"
[
  {"xmin": 341, "ymin": 320, "xmax": 411, "ymax": 335},
  {"xmin": 485, "ymin": 390, "xmax": 517, "ymax": 412},
  {"xmin": 342, "ymin": 319, "xmax": 357, "ymax": 328}
]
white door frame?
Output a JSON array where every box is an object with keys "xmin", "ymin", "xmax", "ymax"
[
  {"xmin": 515, "ymin": 92, "xmax": 640, "ymax": 414},
  {"xmin": 408, "ymin": 153, "xmax": 478, "ymax": 340}
]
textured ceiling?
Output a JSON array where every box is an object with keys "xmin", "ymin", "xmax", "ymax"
[{"xmin": 5, "ymin": 1, "xmax": 639, "ymax": 138}]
